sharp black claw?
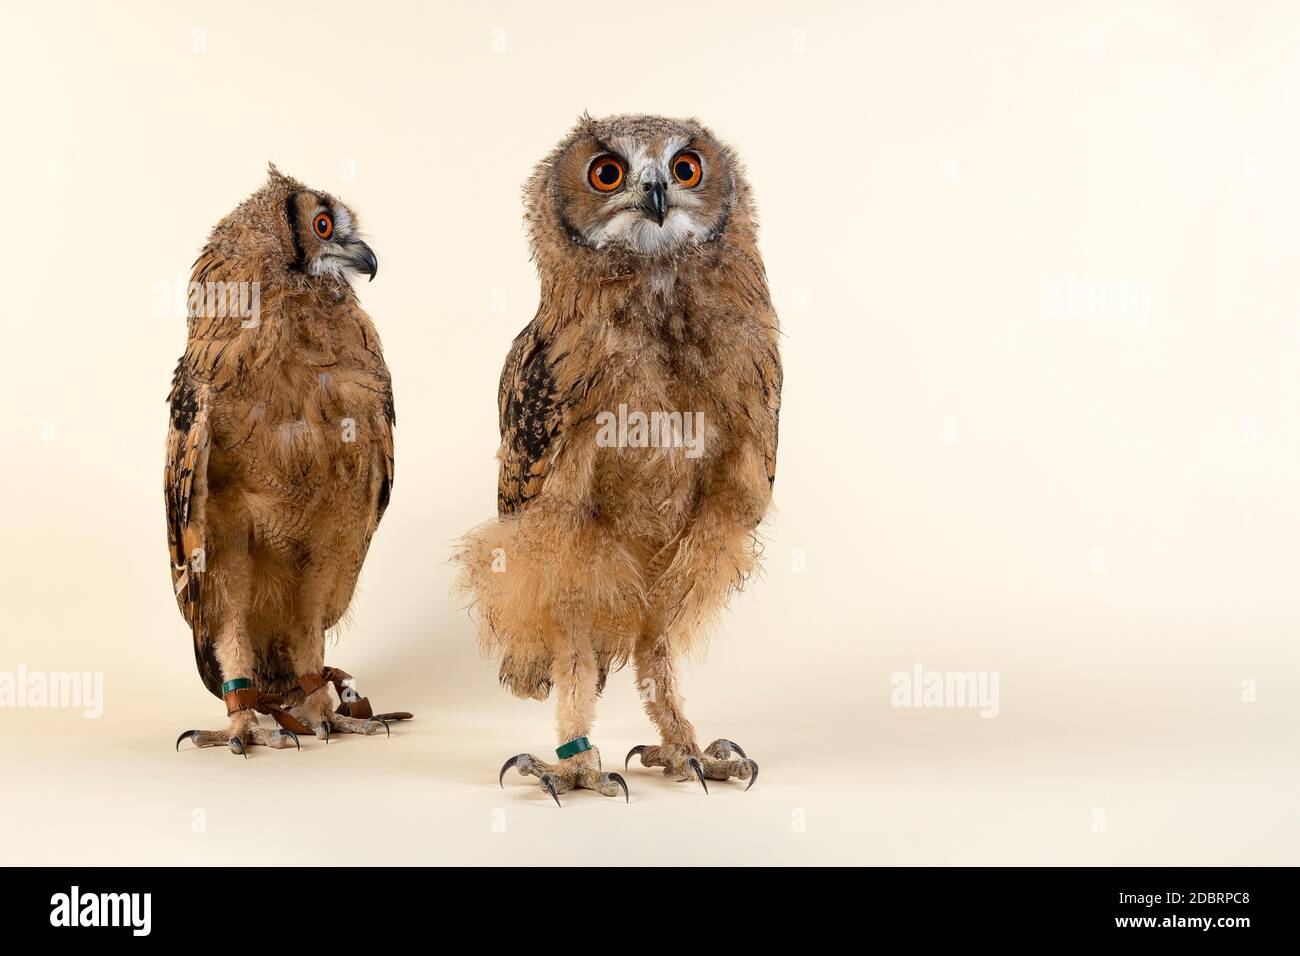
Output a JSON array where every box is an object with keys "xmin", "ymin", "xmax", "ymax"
[
  {"xmin": 609, "ymin": 772, "xmax": 629, "ymax": 803},
  {"xmin": 625, "ymin": 744, "xmax": 647, "ymax": 770},
  {"xmin": 742, "ymin": 758, "xmax": 759, "ymax": 791},
  {"xmin": 321, "ymin": 722, "xmax": 331, "ymax": 745},
  {"xmin": 279, "ymin": 729, "xmax": 301, "ymax": 751},
  {"xmin": 230, "ymin": 736, "xmax": 246, "ymax": 758},
  {"xmin": 688, "ymin": 756, "xmax": 708, "ymax": 794},
  {"xmin": 175, "ymin": 730, "xmax": 197, "ymax": 752},
  {"xmin": 541, "ymin": 773, "xmax": 562, "ymax": 807},
  {"xmin": 724, "ymin": 739, "xmax": 747, "ymax": 759},
  {"xmin": 377, "ymin": 718, "xmax": 390, "ymax": 738},
  {"xmin": 498, "ymin": 754, "xmax": 524, "ymax": 788}
]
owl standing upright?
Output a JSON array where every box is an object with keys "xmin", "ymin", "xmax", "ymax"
[
  {"xmin": 167, "ymin": 165, "xmax": 410, "ymax": 756},
  {"xmin": 457, "ymin": 115, "xmax": 781, "ymax": 803}
]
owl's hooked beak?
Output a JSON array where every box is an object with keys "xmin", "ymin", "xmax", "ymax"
[
  {"xmin": 639, "ymin": 181, "xmax": 669, "ymax": 227},
  {"xmin": 341, "ymin": 239, "xmax": 379, "ymax": 282}
]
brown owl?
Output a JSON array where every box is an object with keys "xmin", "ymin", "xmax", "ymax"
[
  {"xmin": 456, "ymin": 115, "xmax": 781, "ymax": 804},
  {"xmin": 168, "ymin": 165, "xmax": 410, "ymax": 756}
]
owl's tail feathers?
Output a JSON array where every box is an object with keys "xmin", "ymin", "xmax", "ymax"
[
  {"xmin": 175, "ymin": 528, "xmax": 224, "ymax": 700},
  {"xmin": 452, "ymin": 512, "xmax": 646, "ymax": 700}
]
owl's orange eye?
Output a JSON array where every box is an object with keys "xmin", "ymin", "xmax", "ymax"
[
  {"xmin": 672, "ymin": 151, "xmax": 702, "ymax": 188},
  {"xmin": 588, "ymin": 155, "xmax": 625, "ymax": 192},
  {"xmin": 313, "ymin": 213, "xmax": 333, "ymax": 240}
]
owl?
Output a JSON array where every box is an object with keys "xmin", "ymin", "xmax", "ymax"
[
  {"xmin": 168, "ymin": 164, "xmax": 410, "ymax": 756},
  {"xmin": 456, "ymin": 115, "xmax": 781, "ymax": 804}
]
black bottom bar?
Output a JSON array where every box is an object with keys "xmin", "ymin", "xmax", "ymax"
[{"xmin": 3, "ymin": 866, "xmax": 1290, "ymax": 939}]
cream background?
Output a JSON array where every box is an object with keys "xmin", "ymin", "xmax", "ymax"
[{"xmin": 0, "ymin": 0, "xmax": 1296, "ymax": 865}]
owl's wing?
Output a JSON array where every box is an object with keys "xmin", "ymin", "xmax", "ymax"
[
  {"xmin": 496, "ymin": 322, "xmax": 573, "ymax": 516},
  {"xmin": 164, "ymin": 362, "xmax": 219, "ymax": 695},
  {"xmin": 165, "ymin": 247, "xmax": 263, "ymax": 697},
  {"xmin": 369, "ymin": 376, "xmax": 396, "ymax": 535},
  {"xmin": 756, "ymin": 337, "xmax": 782, "ymax": 486}
]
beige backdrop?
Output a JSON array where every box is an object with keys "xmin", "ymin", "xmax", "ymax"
[{"xmin": 0, "ymin": 0, "xmax": 1296, "ymax": 866}]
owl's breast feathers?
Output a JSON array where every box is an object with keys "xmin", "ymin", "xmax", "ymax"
[{"xmin": 494, "ymin": 250, "xmax": 781, "ymax": 519}]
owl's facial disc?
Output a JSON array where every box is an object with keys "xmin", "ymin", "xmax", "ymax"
[
  {"xmin": 574, "ymin": 136, "xmax": 717, "ymax": 256},
  {"xmin": 287, "ymin": 192, "xmax": 378, "ymax": 282}
]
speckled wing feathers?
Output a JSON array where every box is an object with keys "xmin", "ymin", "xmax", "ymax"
[
  {"xmin": 164, "ymin": 363, "xmax": 217, "ymax": 695},
  {"xmin": 164, "ymin": 248, "xmax": 259, "ymax": 698},
  {"xmin": 756, "ymin": 341, "xmax": 782, "ymax": 486},
  {"xmin": 496, "ymin": 323, "xmax": 568, "ymax": 516},
  {"xmin": 372, "ymin": 379, "xmax": 396, "ymax": 533}
]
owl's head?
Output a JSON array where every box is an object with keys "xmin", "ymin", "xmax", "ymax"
[
  {"xmin": 209, "ymin": 165, "xmax": 378, "ymax": 286},
  {"xmin": 528, "ymin": 114, "xmax": 750, "ymax": 261}
]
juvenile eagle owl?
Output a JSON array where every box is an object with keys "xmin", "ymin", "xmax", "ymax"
[
  {"xmin": 457, "ymin": 115, "xmax": 781, "ymax": 804},
  {"xmin": 168, "ymin": 165, "xmax": 410, "ymax": 756}
]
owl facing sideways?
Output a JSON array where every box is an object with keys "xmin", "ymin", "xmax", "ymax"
[
  {"xmin": 456, "ymin": 115, "xmax": 782, "ymax": 803},
  {"xmin": 168, "ymin": 165, "xmax": 410, "ymax": 756}
]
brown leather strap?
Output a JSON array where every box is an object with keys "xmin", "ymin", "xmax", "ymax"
[
  {"xmin": 224, "ymin": 687, "xmax": 261, "ymax": 715},
  {"xmin": 296, "ymin": 666, "xmax": 412, "ymax": 724},
  {"xmin": 224, "ymin": 687, "xmax": 312, "ymax": 736},
  {"xmin": 301, "ymin": 667, "xmax": 371, "ymax": 718},
  {"xmin": 336, "ymin": 696, "xmax": 373, "ymax": 720},
  {"xmin": 297, "ymin": 672, "xmax": 327, "ymax": 696},
  {"xmin": 298, "ymin": 667, "xmax": 354, "ymax": 698},
  {"xmin": 261, "ymin": 700, "xmax": 312, "ymax": 736}
]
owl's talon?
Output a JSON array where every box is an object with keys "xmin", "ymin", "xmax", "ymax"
[
  {"xmin": 540, "ymin": 773, "xmax": 562, "ymax": 807},
  {"xmin": 741, "ymin": 758, "xmax": 759, "ymax": 791},
  {"xmin": 229, "ymin": 736, "xmax": 247, "ymax": 758},
  {"xmin": 687, "ymin": 756, "xmax": 708, "ymax": 793},
  {"xmin": 499, "ymin": 753, "xmax": 528, "ymax": 787},
  {"xmin": 278, "ymin": 729, "xmax": 301, "ymax": 750},
  {"xmin": 608, "ymin": 772, "xmax": 629, "ymax": 803},
  {"xmin": 705, "ymin": 738, "xmax": 746, "ymax": 760},
  {"xmin": 175, "ymin": 730, "xmax": 198, "ymax": 752},
  {"xmin": 625, "ymin": 744, "xmax": 648, "ymax": 769}
]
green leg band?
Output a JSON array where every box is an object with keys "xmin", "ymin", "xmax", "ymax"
[
  {"xmin": 555, "ymin": 736, "xmax": 592, "ymax": 760},
  {"xmin": 221, "ymin": 677, "xmax": 253, "ymax": 695}
]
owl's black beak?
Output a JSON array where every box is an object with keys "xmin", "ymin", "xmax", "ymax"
[
  {"xmin": 344, "ymin": 240, "xmax": 379, "ymax": 282},
  {"xmin": 640, "ymin": 181, "xmax": 669, "ymax": 227}
]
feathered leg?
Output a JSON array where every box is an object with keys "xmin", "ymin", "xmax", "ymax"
[
  {"xmin": 623, "ymin": 491, "xmax": 764, "ymax": 791},
  {"xmin": 174, "ymin": 586, "xmax": 299, "ymax": 756},
  {"xmin": 498, "ymin": 634, "xmax": 628, "ymax": 806},
  {"xmin": 624, "ymin": 630, "xmax": 758, "ymax": 790},
  {"xmin": 285, "ymin": 569, "xmax": 407, "ymax": 741},
  {"xmin": 286, "ymin": 625, "xmax": 391, "ymax": 740}
]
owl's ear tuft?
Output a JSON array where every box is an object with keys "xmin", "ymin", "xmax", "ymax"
[{"xmin": 266, "ymin": 164, "xmax": 306, "ymax": 195}]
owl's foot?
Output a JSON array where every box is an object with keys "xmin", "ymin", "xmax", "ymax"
[
  {"xmin": 293, "ymin": 667, "xmax": 412, "ymax": 743},
  {"xmin": 175, "ymin": 711, "xmax": 301, "ymax": 757},
  {"xmin": 312, "ymin": 710, "xmax": 395, "ymax": 742},
  {"xmin": 293, "ymin": 695, "xmax": 407, "ymax": 743},
  {"xmin": 498, "ymin": 751, "xmax": 629, "ymax": 807},
  {"xmin": 624, "ymin": 738, "xmax": 758, "ymax": 791}
]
